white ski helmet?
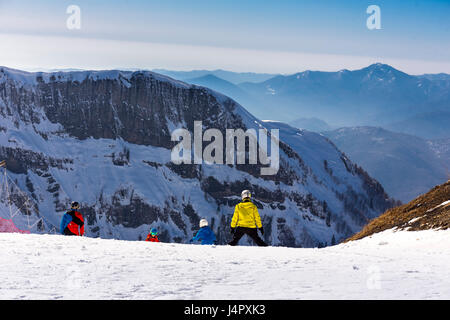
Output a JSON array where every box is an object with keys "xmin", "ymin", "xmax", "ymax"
[
  {"xmin": 199, "ymin": 219, "xmax": 208, "ymax": 228},
  {"xmin": 241, "ymin": 190, "xmax": 251, "ymax": 200}
]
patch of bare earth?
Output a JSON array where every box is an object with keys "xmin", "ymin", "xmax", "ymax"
[{"xmin": 346, "ymin": 180, "xmax": 450, "ymax": 241}]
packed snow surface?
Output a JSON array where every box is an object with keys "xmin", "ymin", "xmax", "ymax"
[{"xmin": 0, "ymin": 229, "xmax": 449, "ymax": 300}]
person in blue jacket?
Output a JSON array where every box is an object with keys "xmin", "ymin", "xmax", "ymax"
[
  {"xmin": 60, "ymin": 201, "xmax": 84, "ymax": 236},
  {"xmin": 190, "ymin": 219, "xmax": 216, "ymax": 245}
]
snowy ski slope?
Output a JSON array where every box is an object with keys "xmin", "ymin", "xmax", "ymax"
[{"xmin": 0, "ymin": 228, "xmax": 449, "ymax": 300}]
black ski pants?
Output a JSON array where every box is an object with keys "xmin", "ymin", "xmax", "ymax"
[{"xmin": 228, "ymin": 227, "xmax": 268, "ymax": 247}]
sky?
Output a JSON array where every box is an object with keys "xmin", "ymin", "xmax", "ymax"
[{"xmin": 0, "ymin": 0, "xmax": 449, "ymax": 74}]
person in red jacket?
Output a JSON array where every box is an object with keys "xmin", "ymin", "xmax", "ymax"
[
  {"xmin": 60, "ymin": 202, "xmax": 84, "ymax": 236},
  {"xmin": 145, "ymin": 228, "xmax": 160, "ymax": 242}
]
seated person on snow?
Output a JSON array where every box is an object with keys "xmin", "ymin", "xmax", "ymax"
[
  {"xmin": 190, "ymin": 219, "xmax": 216, "ymax": 245},
  {"xmin": 145, "ymin": 228, "xmax": 160, "ymax": 242},
  {"xmin": 60, "ymin": 201, "xmax": 84, "ymax": 236}
]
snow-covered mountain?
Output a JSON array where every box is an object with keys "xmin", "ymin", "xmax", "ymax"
[{"xmin": 0, "ymin": 66, "xmax": 396, "ymax": 247}]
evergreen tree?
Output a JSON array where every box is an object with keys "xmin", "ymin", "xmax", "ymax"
[{"xmin": 331, "ymin": 234, "xmax": 336, "ymax": 246}]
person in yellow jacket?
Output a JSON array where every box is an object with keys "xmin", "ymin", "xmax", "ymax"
[{"xmin": 228, "ymin": 190, "xmax": 268, "ymax": 247}]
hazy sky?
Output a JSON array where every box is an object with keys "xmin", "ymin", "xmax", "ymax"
[{"xmin": 0, "ymin": 0, "xmax": 449, "ymax": 74}]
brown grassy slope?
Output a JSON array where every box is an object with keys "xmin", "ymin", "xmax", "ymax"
[{"xmin": 346, "ymin": 180, "xmax": 450, "ymax": 241}]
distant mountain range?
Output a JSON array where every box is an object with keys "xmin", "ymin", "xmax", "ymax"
[
  {"xmin": 239, "ymin": 63, "xmax": 450, "ymax": 131},
  {"xmin": 289, "ymin": 117, "xmax": 334, "ymax": 132},
  {"xmin": 385, "ymin": 110, "xmax": 450, "ymax": 139},
  {"xmin": 184, "ymin": 74, "xmax": 252, "ymax": 106},
  {"xmin": 323, "ymin": 127, "xmax": 449, "ymax": 203},
  {"xmin": 159, "ymin": 64, "xmax": 450, "ymax": 139},
  {"xmin": 418, "ymin": 73, "xmax": 450, "ymax": 81},
  {"xmin": 153, "ymin": 69, "xmax": 277, "ymax": 85},
  {"xmin": 427, "ymin": 138, "xmax": 450, "ymax": 163}
]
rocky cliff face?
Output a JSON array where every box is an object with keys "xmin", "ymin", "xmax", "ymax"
[{"xmin": 0, "ymin": 67, "xmax": 396, "ymax": 247}]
